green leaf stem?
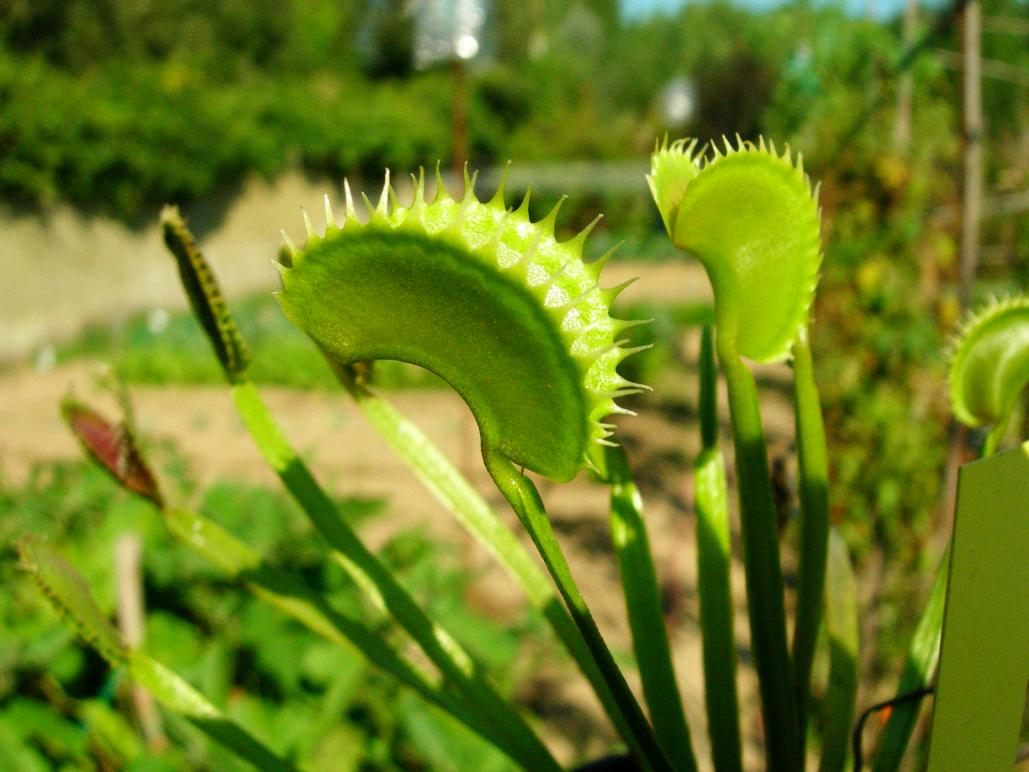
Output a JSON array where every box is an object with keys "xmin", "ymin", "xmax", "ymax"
[
  {"xmin": 231, "ymin": 372, "xmax": 560, "ymax": 772},
  {"xmin": 790, "ymin": 334, "xmax": 830, "ymax": 743},
  {"xmin": 484, "ymin": 451, "xmax": 674, "ymax": 772},
  {"xmin": 818, "ymin": 528, "xmax": 858, "ymax": 772},
  {"xmin": 650, "ymin": 138, "xmax": 823, "ymax": 771},
  {"xmin": 602, "ymin": 444, "xmax": 696, "ymax": 770},
  {"xmin": 693, "ymin": 325, "xmax": 742, "ymax": 772}
]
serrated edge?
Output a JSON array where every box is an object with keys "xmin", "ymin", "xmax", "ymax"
[{"xmin": 279, "ymin": 168, "xmax": 649, "ymax": 460}]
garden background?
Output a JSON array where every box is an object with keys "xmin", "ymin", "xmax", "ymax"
[{"xmin": 0, "ymin": 0, "xmax": 1026, "ymax": 769}]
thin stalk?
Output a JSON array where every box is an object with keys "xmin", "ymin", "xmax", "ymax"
[
  {"xmin": 232, "ymin": 379, "xmax": 560, "ymax": 772},
  {"xmin": 340, "ymin": 374, "xmax": 638, "ymax": 747},
  {"xmin": 604, "ymin": 444, "xmax": 697, "ymax": 770},
  {"xmin": 485, "ymin": 451, "xmax": 676, "ymax": 772},
  {"xmin": 790, "ymin": 334, "xmax": 830, "ymax": 743},
  {"xmin": 160, "ymin": 507, "xmax": 514, "ymax": 757},
  {"xmin": 871, "ymin": 546, "xmax": 949, "ymax": 771},
  {"xmin": 694, "ymin": 325, "xmax": 743, "ymax": 772},
  {"xmin": 818, "ymin": 528, "xmax": 858, "ymax": 772},
  {"xmin": 718, "ymin": 343, "xmax": 798, "ymax": 772}
]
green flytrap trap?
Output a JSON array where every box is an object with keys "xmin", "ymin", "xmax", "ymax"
[{"xmin": 16, "ymin": 138, "xmax": 1029, "ymax": 770}]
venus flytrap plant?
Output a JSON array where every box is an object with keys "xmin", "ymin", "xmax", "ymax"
[
  {"xmin": 161, "ymin": 205, "xmax": 563, "ymax": 771},
  {"xmin": 275, "ymin": 169, "xmax": 676, "ymax": 771},
  {"xmin": 872, "ymin": 294, "xmax": 1029, "ymax": 770},
  {"xmin": 30, "ymin": 139, "xmax": 947, "ymax": 770},
  {"xmin": 948, "ymin": 295, "xmax": 1029, "ymax": 457},
  {"xmin": 332, "ymin": 362, "xmax": 645, "ymax": 753},
  {"xmin": 650, "ymin": 137, "xmax": 828, "ymax": 772}
]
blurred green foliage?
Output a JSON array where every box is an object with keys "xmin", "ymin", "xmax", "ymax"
[
  {"xmin": 0, "ymin": 459, "xmax": 534, "ymax": 769},
  {"xmin": 2, "ymin": 0, "xmax": 1020, "ymax": 223}
]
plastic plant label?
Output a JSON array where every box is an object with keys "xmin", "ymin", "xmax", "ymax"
[{"xmin": 928, "ymin": 442, "xmax": 1029, "ymax": 771}]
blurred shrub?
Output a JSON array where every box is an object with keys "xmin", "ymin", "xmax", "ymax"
[{"xmin": 0, "ymin": 50, "xmax": 452, "ymax": 220}]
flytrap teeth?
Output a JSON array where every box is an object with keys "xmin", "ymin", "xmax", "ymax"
[
  {"xmin": 618, "ymin": 343, "xmax": 654, "ymax": 359},
  {"xmin": 281, "ymin": 163, "xmax": 650, "ymax": 465},
  {"xmin": 539, "ymin": 196, "xmax": 568, "ymax": 235},
  {"xmin": 515, "ymin": 187, "xmax": 532, "ymax": 215},
  {"xmin": 376, "ymin": 170, "xmax": 391, "ymax": 216},
  {"xmin": 566, "ymin": 215, "xmax": 602, "ymax": 251},
  {"xmin": 584, "ymin": 244, "xmax": 621, "ymax": 283},
  {"xmin": 601, "ymin": 277, "xmax": 639, "ymax": 304},
  {"xmin": 489, "ymin": 162, "xmax": 511, "ymax": 208},
  {"xmin": 343, "ymin": 179, "xmax": 357, "ymax": 217},
  {"xmin": 281, "ymin": 230, "xmax": 299, "ymax": 257},
  {"xmin": 324, "ymin": 194, "xmax": 338, "ymax": 232},
  {"xmin": 434, "ymin": 162, "xmax": 449, "ymax": 200},
  {"xmin": 614, "ymin": 318, "xmax": 652, "ymax": 334},
  {"xmin": 413, "ymin": 168, "xmax": 427, "ymax": 208},
  {"xmin": 462, "ymin": 164, "xmax": 479, "ymax": 201}
]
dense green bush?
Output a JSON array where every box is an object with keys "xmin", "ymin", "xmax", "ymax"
[{"xmin": 0, "ymin": 51, "xmax": 455, "ymax": 220}]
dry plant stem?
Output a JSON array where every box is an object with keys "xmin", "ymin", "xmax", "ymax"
[
  {"xmin": 230, "ymin": 379, "xmax": 561, "ymax": 772},
  {"xmin": 339, "ymin": 373, "xmax": 638, "ymax": 747},
  {"xmin": 485, "ymin": 451, "xmax": 676, "ymax": 772},
  {"xmin": 114, "ymin": 532, "xmax": 165, "ymax": 748},
  {"xmin": 790, "ymin": 334, "xmax": 830, "ymax": 742},
  {"xmin": 605, "ymin": 444, "xmax": 697, "ymax": 770},
  {"xmin": 694, "ymin": 325, "xmax": 743, "ymax": 772},
  {"xmin": 718, "ymin": 346, "xmax": 798, "ymax": 772}
]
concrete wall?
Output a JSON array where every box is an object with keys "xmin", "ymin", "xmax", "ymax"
[{"xmin": 1, "ymin": 170, "xmax": 346, "ymax": 362}]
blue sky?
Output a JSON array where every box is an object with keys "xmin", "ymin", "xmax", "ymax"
[{"xmin": 619, "ymin": 0, "xmax": 937, "ymax": 21}]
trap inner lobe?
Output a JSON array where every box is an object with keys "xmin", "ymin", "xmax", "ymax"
[{"xmin": 280, "ymin": 229, "xmax": 590, "ymax": 482}]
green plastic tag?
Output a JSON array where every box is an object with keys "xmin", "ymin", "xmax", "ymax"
[{"xmin": 928, "ymin": 442, "xmax": 1029, "ymax": 770}]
